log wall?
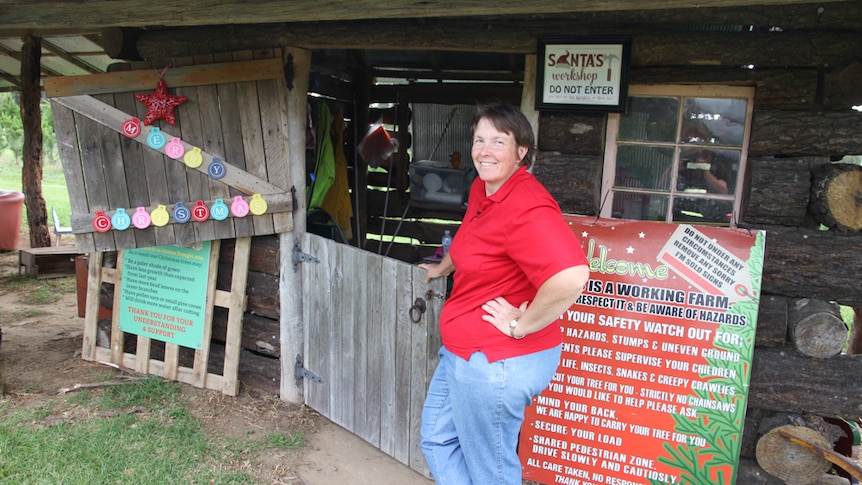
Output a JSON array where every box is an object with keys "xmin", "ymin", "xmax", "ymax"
[
  {"xmin": 525, "ymin": 26, "xmax": 862, "ymax": 483},
  {"xmin": 106, "ymin": 11, "xmax": 862, "ymax": 482}
]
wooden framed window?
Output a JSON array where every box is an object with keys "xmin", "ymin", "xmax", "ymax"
[{"xmin": 600, "ymin": 85, "xmax": 754, "ymax": 225}]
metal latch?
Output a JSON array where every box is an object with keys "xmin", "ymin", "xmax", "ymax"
[
  {"xmin": 409, "ymin": 297, "xmax": 426, "ymax": 323},
  {"xmin": 292, "ymin": 238, "xmax": 320, "ymax": 272},
  {"xmin": 294, "ymin": 354, "xmax": 324, "ymax": 387}
]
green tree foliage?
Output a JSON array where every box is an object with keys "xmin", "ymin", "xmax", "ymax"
[
  {"xmin": 0, "ymin": 92, "xmax": 58, "ymax": 164},
  {"xmin": 0, "ymin": 92, "xmax": 24, "ymax": 162}
]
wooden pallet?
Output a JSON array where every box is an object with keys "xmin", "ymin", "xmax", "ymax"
[
  {"xmin": 81, "ymin": 237, "xmax": 250, "ymax": 395},
  {"xmin": 18, "ymin": 246, "xmax": 82, "ymax": 279}
]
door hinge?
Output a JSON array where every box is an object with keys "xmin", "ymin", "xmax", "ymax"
[
  {"xmin": 294, "ymin": 354, "xmax": 324, "ymax": 387},
  {"xmin": 292, "ymin": 238, "xmax": 320, "ymax": 273}
]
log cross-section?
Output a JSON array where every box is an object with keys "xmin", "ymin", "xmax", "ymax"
[
  {"xmin": 755, "ymin": 425, "xmax": 833, "ymax": 483},
  {"xmin": 810, "ymin": 163, "xmax": 862, "ymax": 231},
  {"xmin": 788, "ymin": 298, "xmax": 849, "ymax": 358}
]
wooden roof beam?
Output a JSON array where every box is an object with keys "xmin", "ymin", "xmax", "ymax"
[
  {"xmin": 0, "ymin": 0, "xmax": 849, "ymax": 33},
  {"xmin": 41, "ymin": 39, "xmax": 102, "ymax": 74},
  {"xmin": 0, "ymin": 70, "xmax": 21, "ymax": 88}
]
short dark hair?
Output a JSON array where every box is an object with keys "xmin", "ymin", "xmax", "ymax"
[{"xmin": 472, "ymin": 103, "xmax": 536, "ymax": 168}]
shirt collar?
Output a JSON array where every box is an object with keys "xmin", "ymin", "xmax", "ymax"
[{"xmin": 485, "ymin": 165, "xmax": 530, "ymax": 203}]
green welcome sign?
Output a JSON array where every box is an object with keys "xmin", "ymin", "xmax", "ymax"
[{"xmin": 118, "ymin": 242, "xmax": 211, "ymax": 349}]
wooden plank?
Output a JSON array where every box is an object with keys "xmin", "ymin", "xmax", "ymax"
[
  {"xmin": 411, "ymin": 265, "xmax": 444, "ymax": 476},
  {"xmin": 10, "ymin": 1, "xmax": 846, "ymax": 35},
  {"xmin": 112, "ymin": 84, "xmax": 156, "ymax": 249},
  {"xmin": 213, "ymin": 52, "xmax": 255, "ymax": 239},
  {"xmin": 163, "ymin": 344, "xmax": 180, "ymax": 380},
  {"xmin": 365, "ymin": 251, "xmax": 384, "ymax": 449},
  {"xmin": 352, "ymin": 242, "xmax": 382, "ymax": 442},
  {"xmin": 93, "ymin": 346, "xmax": 226, "ymax": 393},
  {"xmin": 222, "ymin": 237, "xmax": 251, "ymax": 396},
  {"xmin": 192, "ymin": 54, "xmax": 236, "ymax": 240},
  {"xmin": 109, "ymin": 251, "xmax": 126, "ymax": 365},
  {"xmin": 326, "ymin": 238, "xmax": 345, "ymax": 426},
  {"xmin": 122, "ymin": 61, "xmax": 178, "ymax": 248},
  {"xmin": 304, "ymin": 232, "xmax": 331, "ymax": 415},
  {"xmin": 390, "ymin": 258, "xmax": 412, "ymax": 464},
  {"xmin": 282, "ymin": 47, "xmax": 311, "ymax": 236},
  {"xmin": 44, "ymin": 58, "xmax": 286, "ymax": 97},
  {"xmin": 352, "ymin": 244, "xmax": 372, "ymax": 442},
  {"xmin": 18, "ymin": 246, "xmax": 79, "ymax": 279},
  {"xmin": 134, "ymin": 337, "xmax": 152, "ymax": 374},
  {"xmin": 74, "ymin": 104, "xmax": 119, "ymax": 252},
  {"xmin": 96, "ymin": 93, "xmax": 136, "ymax": 250},
  {"xmin": 259, "ymin": 48, "xmax": 293, "ymax": 233},
  {"xmin": 51, "ymin": 95, "xmax": 291, "ymax": 196},
  {"xmin": 51, "ymin": 101, "xmax": 95, "ymax": 252},
  {"xmin": 68, "ymin": 194, "xmax": 294, "ymax": 233},
  {"xmin": 234, "ymin": 50, "xmax": 275, "ymax": 236},
  {"xmin": 334, "ymin": 241, "xmax": 358, "ymax": 429},
  {"xmin": 314, "ymin": 234, "xmax": 337, "ymax": 420},
  {"xmin": 331, "ymin": 242, "xmax": 351, "ymax": 430},
  {"xmin": 148, "ymin": 56, "xmax": 194, "ymax": 248},
  {"xmin": 192, "ymin": 240, "xmax": 221, "ymax": 387},
  {"xmin": 81, "ymin": 251, "xmax": 103, "ymax": 361},
  {"xmin": 171, "ymin": 55, "xmax": 216, "ymax": 243}
]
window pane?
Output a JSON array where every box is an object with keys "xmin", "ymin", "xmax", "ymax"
[
  {"xmin": 612, "ymin": 192, "xmax": 668, "ymax": 221},
  {"xmin": 619, "ymin": 97, "xmax": 679, "ymax": 143},
  {"xmin": 672, "ymin": 197, "xmax": 734, "ymax": 224},
  {"xmin": 615, "ymin": 144, "xmax": 674, "ymax": 191},
  {"xmin": 677, "ymin": 148, "xmax": 741, "ymax": 196},
  {"xmin": 681, "ymin": 97, "xmax": 748, "ymax": 147}
]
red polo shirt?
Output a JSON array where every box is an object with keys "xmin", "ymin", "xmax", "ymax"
[{"xmin": 441, "ymin": 166, "xmax": 588, "ymax": 362}]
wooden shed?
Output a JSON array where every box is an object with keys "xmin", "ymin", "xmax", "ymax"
[{"xmin": 2, "ymin": 1, "xmax": 862, "ymax": 482}]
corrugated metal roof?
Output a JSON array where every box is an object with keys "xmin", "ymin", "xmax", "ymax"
[{"xmin": 0, "ymin": 34, "xmax": 119, "ymax": 92}]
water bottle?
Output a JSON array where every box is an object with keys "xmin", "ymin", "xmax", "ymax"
[{"xmin": 441, "ymin": 230, "xmax": 453, "ymax": 256}]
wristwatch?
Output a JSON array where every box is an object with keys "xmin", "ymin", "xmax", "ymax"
[{"xmin": 509, "ymin": 319, "xmax": 525, "ymax": 339}]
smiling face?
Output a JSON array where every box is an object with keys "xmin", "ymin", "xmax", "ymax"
[{"xmin": 471, "ymin": 117, "xmax": 529, "ymax": 195}]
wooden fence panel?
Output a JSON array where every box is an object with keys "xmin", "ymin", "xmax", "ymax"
[{"xmin": 47, "ymin": 55, "xmax": 295, "ymax": 253}]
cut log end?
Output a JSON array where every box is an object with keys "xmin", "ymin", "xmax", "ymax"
[
  {"xmin": 756, "ymin": 425, "xmax": 833, "ymax": 484},
  {"xmin": 789, "ymin": 298, "xmax": 848, "ymax": 358},
  {"xmin": 810, "ymin": 163, "xmax": 862, "ymax": 231}
]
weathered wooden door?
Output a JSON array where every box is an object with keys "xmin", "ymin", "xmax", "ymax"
[{"xmin": 300, "ymin": 232, "xmax": 446, "ymax": 475}]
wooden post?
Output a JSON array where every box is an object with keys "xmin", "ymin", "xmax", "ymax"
[
  {"xmin": 280, "ymin": 46, "xmax": 311, "ymax": 404},
  {"xmin": 520, "ymin": 54, "xmax": 539, "ymax": 172},
  {"xmin": 20, "ymin": 34, "xmax": 51, "ymax": 248}
]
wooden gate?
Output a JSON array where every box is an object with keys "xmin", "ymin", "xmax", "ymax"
[{"xmin": 300, "ymin": 232, "xmax": 446, "ymax": 476}]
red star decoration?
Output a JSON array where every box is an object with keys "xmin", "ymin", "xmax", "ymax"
[{"xmin": 135, "ymin": 78, "xmax": 188, "ymax": 126}]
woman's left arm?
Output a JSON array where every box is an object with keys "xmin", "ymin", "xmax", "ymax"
[{"xmin": 482, "ymin": 265, "xmax": 590, "ymax": 338}]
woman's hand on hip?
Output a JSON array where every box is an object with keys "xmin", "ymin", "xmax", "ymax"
[{"xmin": 481, "ymin": 297, "xmax": 527, "ymax": 335}]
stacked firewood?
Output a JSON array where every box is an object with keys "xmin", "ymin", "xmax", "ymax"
[{"xmin": 738, "ymin": 296, "xmax": 862, "ymax": 484}]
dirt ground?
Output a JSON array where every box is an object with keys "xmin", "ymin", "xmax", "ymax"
[{"xmin": 0, "ymin": 232, "xmax": 434, "ymax": 485}]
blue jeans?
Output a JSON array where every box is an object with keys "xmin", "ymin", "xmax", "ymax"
[{"xmin": 420, "ymin": 345, "xmax": 562, "ymax": 485}]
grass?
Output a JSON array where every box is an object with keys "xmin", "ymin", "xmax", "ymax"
[
  {"xmin": 0, "ymin": 274, "xmax": 76, "ymax": 304},
  {"xmin": 0, "ymin": 275, "xmax": 76, "ymax": 324},
  {"xmin": 0, "ymin": 376, "xmax": 305, "ymax": 485},
  {"xmin": 0, "ymin": 147, "xmax": 72, "ymax": 228},
  {"xmin": 13, "ymin": 308, "xmax": 47, "ymax": 319}
]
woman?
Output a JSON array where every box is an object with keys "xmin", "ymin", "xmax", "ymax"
[{"xmin": 419, "ymin": 103, "xmax": 590, "ymax": 484}]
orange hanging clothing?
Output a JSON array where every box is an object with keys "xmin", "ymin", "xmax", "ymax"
[{"xmin": 319, "ymin": 104, "xmax": 354, "ymax": 240}]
